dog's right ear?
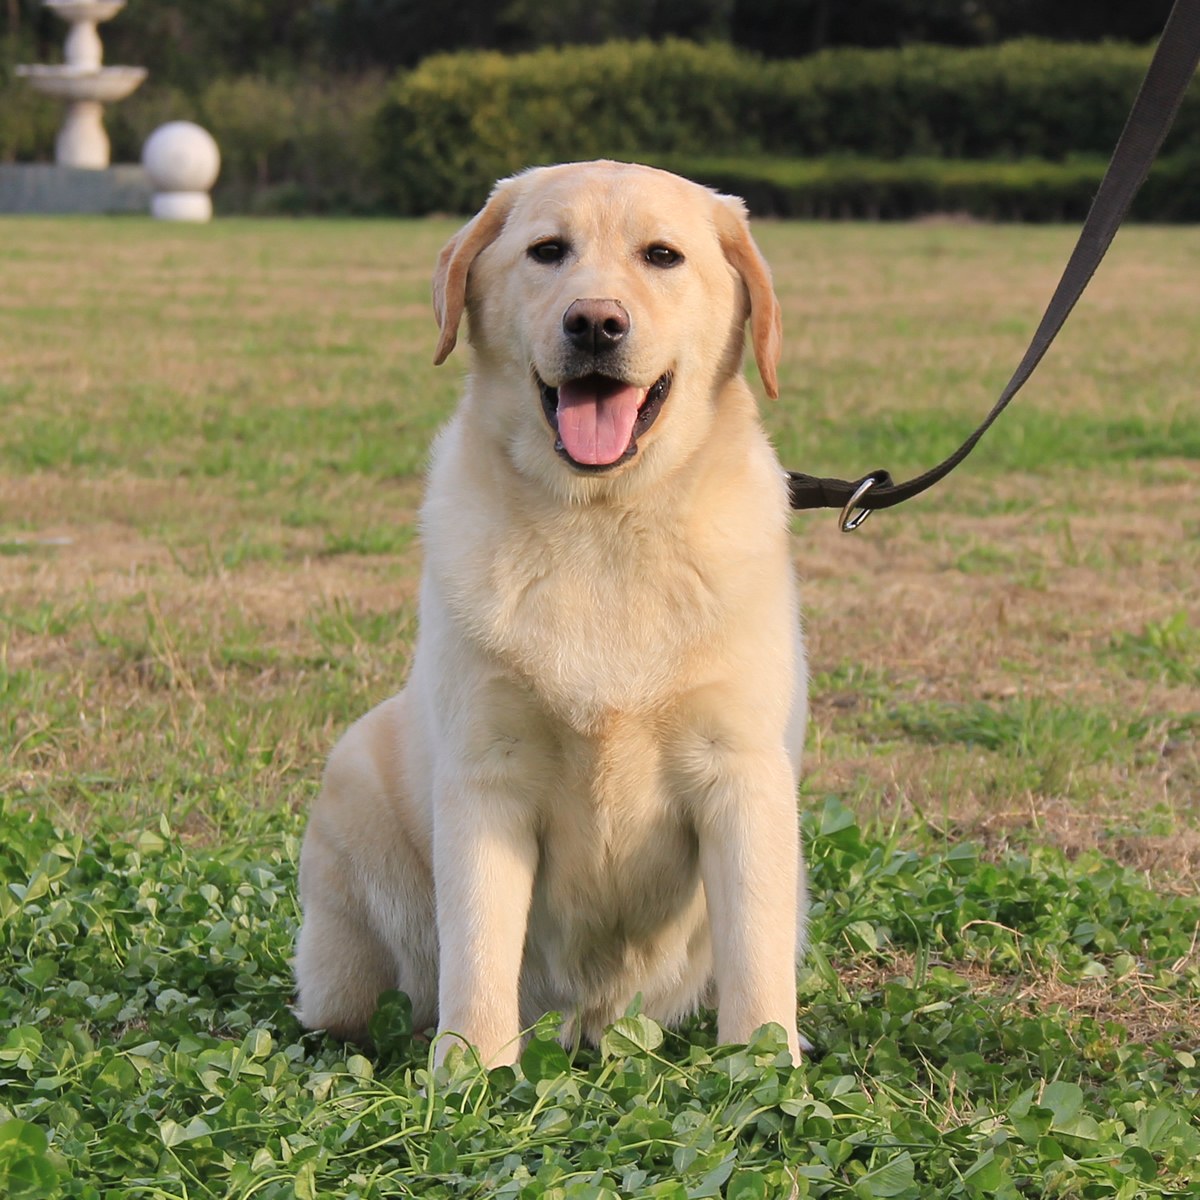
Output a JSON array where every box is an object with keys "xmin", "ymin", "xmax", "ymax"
[{"xmin": 432, "ymin": 180, "xmax": 519, "ymax": 365}]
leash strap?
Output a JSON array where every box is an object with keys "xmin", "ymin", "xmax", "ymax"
[{"xmin": 787, "ymin": 0, "xmax": 1200, "ymax": 530}]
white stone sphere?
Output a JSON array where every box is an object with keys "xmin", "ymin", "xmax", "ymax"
[{"xmin": 142, "ymin": 121, "xmax": 220, "ymax": 193}]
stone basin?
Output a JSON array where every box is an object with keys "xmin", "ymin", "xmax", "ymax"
[
  {"xmin": 16, "ymin": 64, "xmax": 146, "ymax": 103},
  {"xmin": 43, "ymin": 1, "xmax": 128, "ymax": 22}
]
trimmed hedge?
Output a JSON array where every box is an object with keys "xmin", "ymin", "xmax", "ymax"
[
  {"xmin": 375, "ymin": 38, "xmax": 1200, "ymax": 215},
  {"xmin": 654, "ymin": 153, "xmax": 1200, "ymax": 222}
]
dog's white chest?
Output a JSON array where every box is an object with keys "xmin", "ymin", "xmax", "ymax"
[{"xmin": 449, "ymin": 512, "xmax": 723, "ymax": 727}]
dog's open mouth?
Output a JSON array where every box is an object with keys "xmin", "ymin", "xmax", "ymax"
[{"xmin": 539, "ymin": 372, "xmax": 672, "ymax": 471}]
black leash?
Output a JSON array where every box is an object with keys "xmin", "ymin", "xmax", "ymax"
[{"xmin": 788, "ymin": 0, "xmax": 1200, "ymax": 531}]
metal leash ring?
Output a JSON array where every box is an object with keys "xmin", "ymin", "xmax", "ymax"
[{"xmin": 839, "ymin": 476, "xmax": 877, "ymax": 533}]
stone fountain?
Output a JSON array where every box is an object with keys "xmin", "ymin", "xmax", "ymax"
[{"xmin": 16, "ymin": 0, "xmax": 146, "ymax": 170}]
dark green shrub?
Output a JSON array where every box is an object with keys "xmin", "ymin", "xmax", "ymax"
[
  {"xmin": 375, "ymin": 38, "xmax": 1200, "ymax": 215},
  {"xmin": 0, "ymin": 66, "xmax": 62, "ymax": 163},
  {"xmin": 657, "ymin": 153, "xmax": 1200, "ymax": 222},
  {"xmin": 374, "ymin": 39, "xmax": 765, "ymax": 214},
  {"xmin": 106, "ymin": 83, "xmax": 202, "ymax": 164},
  {"xmin": 114, "ymin": 73, "xmax": 387, "ymax": 214},
  {"xmin": 1134, "ymin": 149, "xmax": 1200, "ymax": 221},
  {"xmin": 653, "ymin": 155, "xmax": 1120, "ymax": 221},
  {"xmin": 194, "ymin": 73, "xmax": 388, "ymax": 213},
  {"xmin": 777, "ymin": 40, "xmax": 1162, "ymax": 160}
]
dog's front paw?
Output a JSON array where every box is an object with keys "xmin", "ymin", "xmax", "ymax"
[{"xmin": 432, "ymin": 1025, "xmax": 520, "ymax": 1070}]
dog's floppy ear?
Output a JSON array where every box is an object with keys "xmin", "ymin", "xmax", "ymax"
[
  {"xmin": 714, "ymin": 195, "xmax": 783, "ymax": 399},
  {"xmin": 432, "ymin": 179, "xmax": 519, "ymax": 365}
]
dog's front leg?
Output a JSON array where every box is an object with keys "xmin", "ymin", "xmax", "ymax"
[
  {"xmin": 697, "ymin": 749, "xmax": 802, "ymax": 1061},
  {"xmin": 432, "ymin": 783, "xmax": 538, "ymax": 1068}
]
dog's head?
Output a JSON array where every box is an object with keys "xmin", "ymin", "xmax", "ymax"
[{"xmin": 433, "ymin": 161, "xmax": 781, "ymax": 495}]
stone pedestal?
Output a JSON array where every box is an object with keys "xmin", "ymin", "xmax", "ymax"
[
  {"xmin": 151, "ymin": 192, "xmax": 213, "ymax": 222},
  {"xmin": 56, "ymin": 98, "xmax": 109, "ymax": 169},
  {"xmin": 0, "ymin": 164, "xmax": 152, "ymax": 214}
]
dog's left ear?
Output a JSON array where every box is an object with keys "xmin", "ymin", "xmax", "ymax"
[
  {"xmin": 714, "ymin": 196, "xmax": 783, "ymax": 399},
  {"xmin": 432, "ymin": 179, "xmax": 519, "ymax": 365}
]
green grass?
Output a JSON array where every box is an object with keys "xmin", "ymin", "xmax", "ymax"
[
  {"xmin": 1, "ymin": 216, "xmax": 1198, "ymax": 1197},
  {"xmin": 1109, "ymin": 613, "xmax": 1200, "ymax": 687},
  {"xmin": 2, "ymin": 798, "xmax": 1197, "ymax": 1199},
  {"xmin": 778, "ymin": 407, "xmax": 1200, "ymax": 483}
]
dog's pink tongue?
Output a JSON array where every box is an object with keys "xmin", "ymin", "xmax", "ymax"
[{"xmin": 556, "ymin": 378, "xmax": 646, "ymax": 466}]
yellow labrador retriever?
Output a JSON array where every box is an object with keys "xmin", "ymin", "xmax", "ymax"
[{"xmin": 294, "ymin": 160, "xmax": 807, "ymax": 1065}]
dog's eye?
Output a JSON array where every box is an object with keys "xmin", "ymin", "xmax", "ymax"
[
  {"xmin": 645, "ymin": 245, "xmax": 683, "ymax": 269},
  {"xmin": 528, "ymin": 240, "xmax": 566, "ymax": 264}
]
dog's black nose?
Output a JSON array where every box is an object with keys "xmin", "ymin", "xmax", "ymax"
[{"xmin": 562, "ymin": 299, "xmax": 630, "ymax": 354}]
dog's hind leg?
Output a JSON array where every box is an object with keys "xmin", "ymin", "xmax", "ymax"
[
  {"xmin": 294, "ymin": 837, "xmax": 399, "ymax": 1042},
  {"xmin": 294, "ymin": 695, "xmax": 438, "ymax": 1043}
]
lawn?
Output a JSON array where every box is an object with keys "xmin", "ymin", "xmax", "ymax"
[{"xmin": 1, "ymin": 215, "xmax": 1198, "ymax": 1198}]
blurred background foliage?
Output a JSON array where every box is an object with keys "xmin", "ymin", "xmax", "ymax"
[
  {"xmin": 0, "ymin": 0, "xmax": 1191, "ymax": 215},
  {"xmin": 4, "ymin": 0, "xmax": 1175, "ymax": 73}
]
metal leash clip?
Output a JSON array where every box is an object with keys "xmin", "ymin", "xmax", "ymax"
[{"xmin": 839, "ymin": 475, "xmax": 877, "ymax": 533}]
